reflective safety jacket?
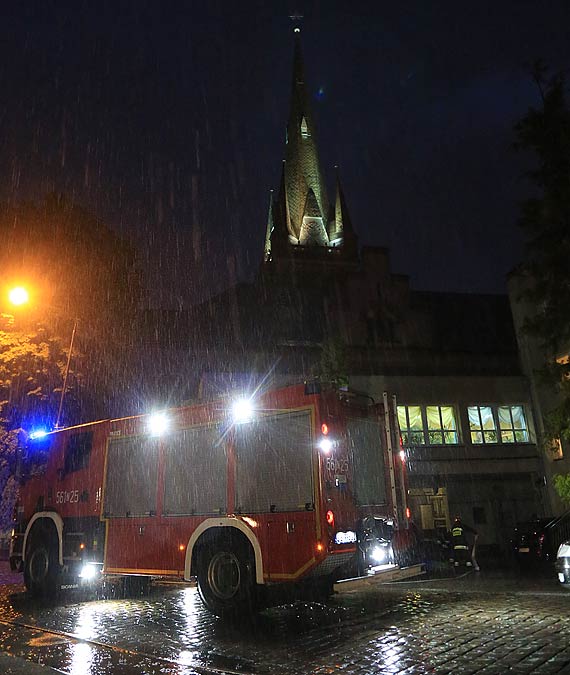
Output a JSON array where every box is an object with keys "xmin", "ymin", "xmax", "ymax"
[
  {"xmin": 452, "ymin": 526, "xmax": 468, "ymax": 549},
  {"xmin": 451, "ymin": 523, "xmax": 477, "ymax": 549}
]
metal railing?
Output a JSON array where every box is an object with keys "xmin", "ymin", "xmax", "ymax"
[{"xmin": 546, "ymin": 509, "xmax": 570, "ymax": 553}]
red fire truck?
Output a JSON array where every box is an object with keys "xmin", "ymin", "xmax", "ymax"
[{"xmin": 10, "ymin": 383, "xmax": 415, "ymax": 616}]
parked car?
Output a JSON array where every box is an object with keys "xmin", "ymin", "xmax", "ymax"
[
  {"xmin": 511, "ymin": 517, "xmax": 557, "ymax": 567},
  {"xmin": 556, "ymin": 541, "xmax": 570, "ymax": 587}
]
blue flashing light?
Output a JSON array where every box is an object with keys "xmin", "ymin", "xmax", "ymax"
[{"xmin": 29, "ymin": 429, "xmax": 48, "ymax": 440}]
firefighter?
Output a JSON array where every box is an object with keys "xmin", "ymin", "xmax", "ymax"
[{"xmin": 450, "ymin": 516, "xmax": 480, "ymax": 570}]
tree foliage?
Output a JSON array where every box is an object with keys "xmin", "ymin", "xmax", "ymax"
[
  {"xmin": 514, "ymin": 65, "xmax": 570, "ymax": 442},
  {"xmin": 554, "ymin": 473, "xmax": 570, "ymax": 504},
  {"xmin": 0, "ymin": 314, "xmax": 69, "ymax": 536},
  {"xmin": 313, "ymin": 336, "xmax": 349, "ymax": 389}
]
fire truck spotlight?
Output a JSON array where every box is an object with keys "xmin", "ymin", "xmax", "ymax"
[
  {"xmin": 232, "ymin": 397, "xmax": 254, "ymax": 424},
  {"xmin": 319, "ymin": 437, "xmax": 332, "ymax": 453},
  {"xmin": 370, "ymin": 544, "xmax": 389, "ymax": 564},
  {"xmin": 148, "ymin": 412, "xmax": 169, "ymax": 436},
  {"xmin": 29, "ymin": 429, "xmax": 48, "ymax": 440},
  {"xmin": 399, "ymin": 449, "xmax": 406, "ymax": 462}
]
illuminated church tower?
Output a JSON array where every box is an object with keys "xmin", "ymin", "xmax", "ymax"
[{"xmin": 263, "ymin": 26, "xmax": 358, "ymax": 272}]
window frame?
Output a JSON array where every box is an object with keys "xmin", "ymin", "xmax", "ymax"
[
  {"xmin": 467, "ymin": 405, "xmax": 498, "ymax": 445},
  {"xmin": 425, "ymin": 405, "xmax": 459, "ymax": 445},
  {"xmin": 497, "ymin": 405, "xmax": 529, "ymax": 443},
  {"xmin": 397, "ymin": 404, "xmax": 460, "ymax": 447},
  {"xmin": 467, "ymin": 404, "xmax": 530, "ymax": 445}
]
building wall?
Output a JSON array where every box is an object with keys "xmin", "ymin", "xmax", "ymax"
[{"xmin": 350, "ymin": 373, "xmax": 545, "ymax": 549}]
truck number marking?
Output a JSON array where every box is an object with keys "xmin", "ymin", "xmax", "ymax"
[
  {"xmin": 325, "ymin": 457, "xmax": 349, "ymax": 473},
  {"xmin": 56, "ymin": 490, "xmax": 79, "ymax": 504}
]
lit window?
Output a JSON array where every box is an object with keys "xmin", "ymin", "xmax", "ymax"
[
  {"xmin": 397, "ymin": 405, "xmax": 425, "ymax": 445},
  {"xmin": 426, "ymin": 406, "xmax": 458, "ymax": 445},
  {"xmin": 300, "ymin": 116, "xmax": 310, "ymax": 139},
  {"xmin": 467, "ymin": 405, "xmax": 529, "ymax": 444},
  {"xmin": 498, "ymin": 405, "xmax": 529, "ymax": 443},
  {"xmin": 468, "ymin": 406, "xmax": 497, "ymax": 444}
]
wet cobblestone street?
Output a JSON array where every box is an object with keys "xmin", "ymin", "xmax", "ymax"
[{"xmin": 0, "ymin": 565, "xmax": 569, "ymax": 674}]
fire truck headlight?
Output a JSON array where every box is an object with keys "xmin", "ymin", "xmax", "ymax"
[
  {"xmin": 148, "ymin": 412, "xmax": 169, "ymax": 436},
  {"xmin": 79, "ymin": 563, "xmax": 99, "ymax": 581},
  {"xmin": 319, "ymin": 437, "xmax": 333, "ymax": 453},
  {"xmin": 232, "ymin": 398, "xmax": 254, "ymax": 424}
]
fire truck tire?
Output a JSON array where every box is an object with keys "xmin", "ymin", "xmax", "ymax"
[
  {"xmin": 24, "ymin": 533, "xmax": 61, "ymax": 597},
  {"xmin": 196, "ymin": 540, "xmax": 256, "ymax": 618}
]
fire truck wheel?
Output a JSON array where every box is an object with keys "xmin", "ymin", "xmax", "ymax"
[
  {"xmin": 24, "ymin": 534, "xmax": 61, "ymax": 597},
  {"xmin": 197, "ymin": 541, "xmax": 256, "ymax": 618}
]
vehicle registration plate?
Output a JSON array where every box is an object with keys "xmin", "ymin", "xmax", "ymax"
[{"xmin": 518, "ymin": 547, "xmax": 530, "ymax": 553}]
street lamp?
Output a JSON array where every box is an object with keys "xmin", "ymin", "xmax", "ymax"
[
  {"xmin": 8, "ymin": 287, "xmax": 29, "ymax": 307},
  {"xmin": 7, "ymin": 285, "xmax": 78, "ymax": 430}
]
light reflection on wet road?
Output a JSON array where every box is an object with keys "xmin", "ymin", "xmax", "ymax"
[
  {"xmin": 0, "ymin": 578, "xmax": 417, "ymax": 674},
  {"xmin": 1, "ymin": 572, "xmax": 570, "ymax": 674}
]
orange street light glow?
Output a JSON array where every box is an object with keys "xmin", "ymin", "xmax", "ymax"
[{"xmin": 8, "ymin": 287, "xmax": 29, "ymax": 306}]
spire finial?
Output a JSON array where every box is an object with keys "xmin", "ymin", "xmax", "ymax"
[{"xmin": 289, "ymin": 11, "xmax": 303, "ymax": 32}]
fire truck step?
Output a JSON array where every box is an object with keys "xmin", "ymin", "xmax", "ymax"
[{"xmin": 333, "ymin": 563, "xmax": 425, "ymax": 592}]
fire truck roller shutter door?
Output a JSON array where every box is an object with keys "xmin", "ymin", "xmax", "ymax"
[
  {"xmin": 23, "ymin": 515, "xmax": 63, "ymax": 597},
  {"xmin": 163, "ymin": 425, "xmax": 226, "ymax": 516},
  {"xmin": 234, "ymin": 410, "xmax": 313, "ymax": 513},
  {"xmin": 193, "ymin": 527, "xmax": 257, "ymax": 618}
]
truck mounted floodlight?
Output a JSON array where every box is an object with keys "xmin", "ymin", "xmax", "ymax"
[
  {"xmin": 148, "ymin": 412, "xmax": 169, "ymax": 436},
  {"xmin": 232, "ymin": 397, "xmax": 254, "ymax": 424}
]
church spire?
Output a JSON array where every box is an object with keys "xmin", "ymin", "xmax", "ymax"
[
  {"xmin": 332, "ymin": 167, "xmax": 358, "ymax": 256},
  {"xmin": 263, "ymin": 26, "xmax": 358, "ymax": 269},
  {"xmin": 283, "ymin": 27, "xmax": 329, "ymax": 243}
]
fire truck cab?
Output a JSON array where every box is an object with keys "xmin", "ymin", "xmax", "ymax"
[{"xmin": 11, "ymin": 383, "xmax": 415, "ymax": 617}]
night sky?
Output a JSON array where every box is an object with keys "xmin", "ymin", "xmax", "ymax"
[{"xmin": 2, "ymin": 1, "xmax": 569, "ymax": 307}]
